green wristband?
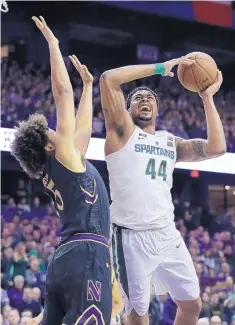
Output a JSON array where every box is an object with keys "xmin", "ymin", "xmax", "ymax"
[{"xmin": 155, "ymin": 63, "xmax": 165, "ymax": 76}]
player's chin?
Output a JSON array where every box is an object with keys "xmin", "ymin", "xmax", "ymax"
[{"xmin": 138, "ymin": 114, "xmax": 152, "ymax": 122}]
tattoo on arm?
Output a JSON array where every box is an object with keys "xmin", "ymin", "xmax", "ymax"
[
  {"xmin": 177, "ymin": 139, "xmax": 209, "ymax": 162},
  {"xmin": 191, "ymin": 140, "xmax": 206, "ymax": 158}
]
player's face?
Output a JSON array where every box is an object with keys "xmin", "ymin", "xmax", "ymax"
[{"xmin": 130, "ymin": 90, "xmax": 158, "ymax": 127}]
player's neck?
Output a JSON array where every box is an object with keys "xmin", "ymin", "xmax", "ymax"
[{"xmin": 141, "ymin": 124, "xmax": 156, "ymax": 135}]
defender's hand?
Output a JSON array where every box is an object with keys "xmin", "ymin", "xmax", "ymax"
[
  {"xmin": 199, "ymin": 70, "xmax": 223, "ymax": 99},
  {"xmin": 69, "ymin": 55, "xmax": 93, "ymax": 84},
  {"xmin": 163, "ymin": 56, "xmax": 194, "ymax": 77},
  {"xmin": 32, "ymin": 16, "xmax": 58, "ymax": 44}
]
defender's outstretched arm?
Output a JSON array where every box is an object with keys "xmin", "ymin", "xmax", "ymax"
[
  {"xmin": 32, "ymin": 16, "xmax": 85, "ymax": 172},
  {"xmin": 32, "ymin": 16, "xmax": 74, "ymax": 138},
  {"xmin": 69, "ymin": 55, "xmax": 93, "ymax": 156}
]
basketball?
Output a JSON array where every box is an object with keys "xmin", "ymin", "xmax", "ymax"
[{"xmin": 177, "ymin": 52, "xmax": 218, "ymax": 93}]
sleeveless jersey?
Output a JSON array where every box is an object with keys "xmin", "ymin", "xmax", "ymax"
[
  {"xmin": 42, "ymin": 155, "xmax": 110, "ymax": 240},
  {"xmin": 106, "ymin": 126, "xmax": 177, "ymax": 230}
]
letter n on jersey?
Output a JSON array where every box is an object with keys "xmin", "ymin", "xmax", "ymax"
[{"xmin": 87, "ymin": 280, "xmax": 101, "ymax": 302}]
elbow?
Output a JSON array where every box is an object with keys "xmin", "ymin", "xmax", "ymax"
[
  {"xmin": 218, "ymin": 146, "xmax": 227, "ymax": 156},
  {"xmin": 100, "ymin": 71, "xmax": 115, "ymax": 87},
  {"xmin": 54, "ymin": 80, "xmax": 73, "ymax": 97},
  {"xmin": 216, "ymin": 142, "xmax": 227, "ymax": 156},
  {"xmin": 57, "ymin": 86, "xmax": 73, "ymax": 96},
  {"xmin": 209, "ymin": 145, "xmax": 227, "ymax": 157}
]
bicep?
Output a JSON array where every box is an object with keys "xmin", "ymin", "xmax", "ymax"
[
  {"xmin": 100, "ymin": 75, "xmax": 134, "ymax": 137},
  {"xmin": 176, "ymin": 138, "xmax": 211, "ymax": 162}
]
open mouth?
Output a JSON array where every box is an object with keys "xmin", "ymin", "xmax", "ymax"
[{"xmin": 140, "ymin": 105, "xmax": 151, "ymax": 112}]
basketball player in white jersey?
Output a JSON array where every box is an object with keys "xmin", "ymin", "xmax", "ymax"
[{"xmin": 99, "ymin": 57, "xmax": 226, "ymax": 325}]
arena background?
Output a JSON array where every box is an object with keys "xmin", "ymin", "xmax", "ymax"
[{"xmin": 1, "ymin": 1, "xmax": 235, "ymax": 325}]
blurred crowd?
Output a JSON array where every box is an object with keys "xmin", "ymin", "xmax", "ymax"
[
  {"xmin": 1, "ymin": 58, "xmax": 235, "ymax": 152},
  {"xmin": 1, "ymin": 178, "xmax": 235, "ymax": 325}
]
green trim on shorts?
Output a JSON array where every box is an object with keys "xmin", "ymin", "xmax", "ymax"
[{"xmin": 112, "ymin": 225, "xmax": 130, "ymax": 299}]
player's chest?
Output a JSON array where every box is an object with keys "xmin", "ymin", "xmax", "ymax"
[{"xmin": 132, "ymin": 133, "xmax": 176, "ymax": 162}]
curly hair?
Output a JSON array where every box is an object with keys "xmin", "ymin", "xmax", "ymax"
[
  {"xmin": 10, "ymin": 114, "xmax": 49, "ymax": 179},
  {"xmin": 126, "ymin": 86, "xmax": 159, "ymax": 111}
]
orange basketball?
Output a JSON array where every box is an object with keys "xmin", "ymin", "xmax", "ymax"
[{"xmin": 177, "ymin": 52, "xmax": 218, "ymax": 92}]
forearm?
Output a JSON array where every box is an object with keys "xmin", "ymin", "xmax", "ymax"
[
  {"xmin": 203, "ymin": 95, "xmax": 226, "ymax": 155},
  {"xmin": 102, "ymin": 64, "xmax": 157, "ymax": 86},
  {"xmin": 176, "ymin": 96, "xmax": 226, "ymax": 162},
  {"xmin": 75, "ymin": 83, "xmax": 93, "ymax": 132},
  {"xmin": 48, "ymin": 40, "xmax": 73, "ymax": 104}
]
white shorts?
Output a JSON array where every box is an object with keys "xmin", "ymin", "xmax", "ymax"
[{"xmin": 112, "ymin": 222, "xmax": 200, "ymax": 316}]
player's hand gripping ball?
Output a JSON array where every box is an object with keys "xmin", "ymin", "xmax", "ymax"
[{"xmin": 177, "ymin": 52, "xmax": 218, "ymax": 93}]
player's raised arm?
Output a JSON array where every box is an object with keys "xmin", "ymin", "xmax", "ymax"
[
  {"xmin": 100, "ymin": 57, "xmax": 193, "ymax": 153},
  {"xmin": 176, "ymin": 71, "xmax": 226, "ymax": 162},
  {"xmin": 32, "ymin": 16, "xmax": 85, "ymax": 172},
  {"xmin": 32, "ymin": 16, "xmax": 74, "ymax": 137},
  {"xmin": 69, "ymin": 55, "xmax": 93, "ymax": 156}
]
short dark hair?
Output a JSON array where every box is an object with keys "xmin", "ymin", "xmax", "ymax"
[
  {"xmin": 10, "ymin": 114, "xmax": 49, "ymax": 179},
  {"xmin": 126, "ymin": 86, "xmax": 159, "ymax": 111}
]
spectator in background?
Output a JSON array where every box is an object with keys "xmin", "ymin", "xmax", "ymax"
[
  {"xmin": 1, "ymin": 236, "xmax": 14, "ymax": 252},
  {"xmin": 31, "ymin": 288, "xmax": 42, "ymax": 311},
  {"xmin": 9, "ymin": 221, "xmax": 23, "ymax": 244},
  {"xmin": 231, "ymin": 315, "xmax": 235, "ymax": 325},
  {"xmin": 174, "ymin": 122, "xmax": 189, "ymax": 139},
  {"xmin": 20, "ymin": 316, "xmax": 31, "ymax": 325},
  {"xmin": 40, "ymin": 243, "xmax": 54, "ymax": 270},
  {"xmin": 1, "ymin": 248, "xmax": 14, "ymax": 289},
  {"xmin": 21, "ymin": 311, "xmax": 32, "ymax": 319},
  {"xmin": 219, "ymin": 262, "xmax": 231, "ymax": 278},
  {"xmin": 162, "ymin": 296, "xmax": 177, "ymax": 325},
  {"xmin": 30, "ymin": 197, "xmax": 45, "ymax": 218},
  {"xmin": 1, "ymin": 288, "xmax": 10, "ymax": 307},
  {"xmin": 149, "ymin": 287, "xmax": 165, "ymax": 325},
  {"xmin": 17, "ymin": 287, "xmax": 41, "ymax": 317},
  {"xmin": 7, "ymin": 275, "xmax": 24, "ymax": 309},
  {"xmin": 15, "ymin": 179, "xmax": 27, "ymax": 203},
  {"xmin": 223, "ymin": 292, "xmax": 235, "ymax": 324},
  {"xmin": 188, "ymin": 119, "xmax": 207, "ymax": 139},
  {"xmin": 210, "ymin": 294, "xmax": 224, "ymax": 318},
  {"xmin": 210, "ymin": 315, "xmax": 222, "ymax": 325},
  {"xmin": 7, "ymin": 309, "xmax": 20, "ymax": 325},
  {"xmin": 92, "ymin": 111, "xmax": 105, "ymax": 136},
  {"xmin": 17, "ymin": 198, "xmax": 30, "ymax": 214},
  {"xmin": 5, "ymin": 198, "xmax": 17, "ymax": 209},
  {"xmin": 2, "ymin": 305, "xmax": 11, "ymax": 325},
  {"xmin": 200, "ymin": 292, "xmax": 211, "ymax": 319},
  {"xmin": 197, "ymin": 318, "xmax": 209, "ymax": 325},
  {"xmin": 7, "ymin": 243, "xmax": 28, "ymax": 280},
  {"xmin": 25, "ymin": 258, "xmax": 46, "ymax": 290}
]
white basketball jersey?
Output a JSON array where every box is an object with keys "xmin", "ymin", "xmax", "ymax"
[{"xmin": 106, "ymin": 126, "xmax": 177, "ymax": 230}]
